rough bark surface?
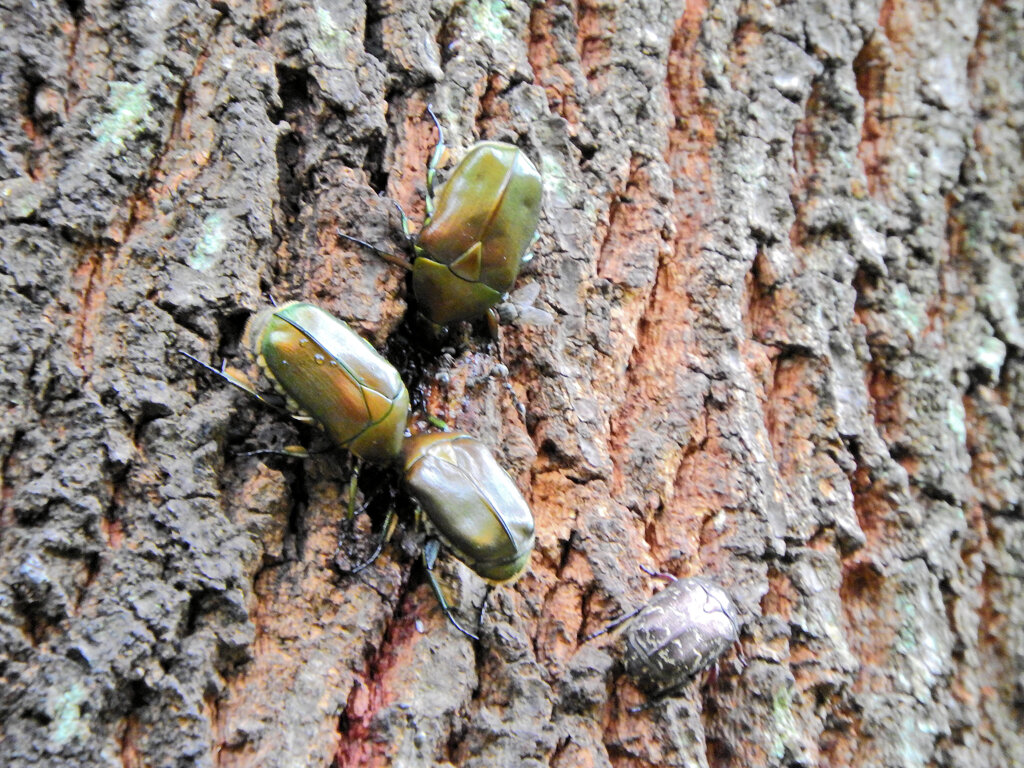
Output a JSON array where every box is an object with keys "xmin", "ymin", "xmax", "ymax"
[{"xmin": 1, "ymin": 0, "xmax": 1022, "ymax": 766}]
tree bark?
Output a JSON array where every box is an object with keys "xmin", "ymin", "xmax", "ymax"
[{"xmin": 1, "ymin": 0, "xmax": 1022, "ymax": 766}]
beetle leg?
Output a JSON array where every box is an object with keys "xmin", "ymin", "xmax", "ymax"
[
  {"xmin": 238, "ymin": 445, "xmax": 311, "ymax": 459},
  {"xmin": 388, "ymin": 200, "xmax": 416, "ymax": 243},
  {"xmin": 521, "ymin": 230, "xmax": 541, "ymax": 264},
  {"xmin": 476, "ymin": 584, "xmax": 495, "ymax": 633},
  {"xmin": 425, "ymin": 413, "xmax": 450, "ymax": 431},
  {"xmin": 488, "ymin": 360, "xmax": 528, "ymax": 422},
  {"xmin": 423, "ymin": 539, "xmax": 479, "ymax": 641},
  {"xmin": 346, "ymin": 459, "xmax": 362, "ymax": 521},
  {"xmin": 734, "ymin": 640, "xmax": 748, "ymax": 670},
  {"xmin": 626, "ymin": 684, "xmax": 686, "ymax": 714},
  {"xmin": 424, "ymin": 104, "xmax": 447, "ymax": 219},
  {"xmin": 626, "ymin": 700, "xmax": 657, "ymax": 715},
  {"xmin": 348, "ymin": 506, "xmax": 398, "ymax": 574},
  {"xmin": 486, "ymin": 307, "xmax": 502, "ymax": 339}
]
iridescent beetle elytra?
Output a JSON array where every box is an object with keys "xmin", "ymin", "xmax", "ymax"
[{"xmin": 342, "ymin": 106, "xmax": 543, "ymax": 331}]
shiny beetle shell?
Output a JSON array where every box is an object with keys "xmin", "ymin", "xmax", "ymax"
[
  {"xmin": 244, "ymin": 302, "xmax": 410, "ymax": 464},
  {"xmin": 402, "ymin": 431, "xmax": 535, "ymax": 582},
  {"xmin": 412, "ymin": 141, "xmax": 543, "ymax": 326},
  {"xmin": 622, "ymin": 577, "xmax": 739, "ymax": 694}
]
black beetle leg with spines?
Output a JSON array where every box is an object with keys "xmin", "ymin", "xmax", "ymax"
[
  {"xmin": 490, "ymin": 360, "xmax": 527, "ymax": 422},
  {"xmin": 476, "ymin": 584, "xmax": 496, "ymax": 632},
  {"xmin": 339, "ymin": 503, "xmax": 398, "ymax": 574},
  {"xmin": 584, "ymin": 564, "xmax": 675, "ymax": 642},
  {"xmin": 583, "ymin": 604, "xmax": 646, "ymax": 643},
  {"xmin": 179, "ymin": 351, "xmax": 292, "ymax": 417},
  {"xmin": 337, "ymin": 229, "xmax": 412, "ymax": 271},
  {"xmin": 423, "ymin": 104, "xmax": 447, "ymax": 218},
  {"xmin": 179, "ymin": 350, "xmax": 319, "ymax": 459},
  {"xmin": 638, "ymin": 562, "xmax": 675, "ymax": 580},
  {"xmin": 422, "ymin": 538, "xmax": 480, "ymax": 641}
]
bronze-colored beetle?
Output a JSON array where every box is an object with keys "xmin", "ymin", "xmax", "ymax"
[
  {"xmin": 244, "ymin": 302, "xmax": 409, "ymax": 463},
  {"xmin": 412, "ymin": 137, "xmax": 543, "ymax": 326},
  {"xmin": 182, "ymin": 301, "xmax": 409, "ymax": 465},
  {"xmin": 344, "ymin": 107, "xmax": 543, "ymax": 328},
  {"xmin": 400, "ymin": 430, "xmax": 535, "ymax": 639}
]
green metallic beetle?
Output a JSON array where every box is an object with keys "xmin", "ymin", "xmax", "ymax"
[
  {"xmin": 181, "ymin": 307, "xmax": 536, "ymax": 639},
  {"xmin": 343, "ymin": 106, "xmax": 543, "ymax": 328},
  {"xmin": 181, "ymin": 301, "xmax": 410, "ymax": 465},
  {"xmin": 399, "ymin": 430, "xmax": 536, "ymax": 639}
]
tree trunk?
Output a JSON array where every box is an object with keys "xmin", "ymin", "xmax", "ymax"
[{"xmin": 2, "ymin": 0, "xmax": 1022, "ymax": 766}]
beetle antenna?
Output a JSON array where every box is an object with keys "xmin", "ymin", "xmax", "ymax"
[
  {"xmin": 179, "ymin": 350, "xmax": 291, "ymax": 416},
  {"xmin": 639, "ymin": 563, "xmax": 676, "ymax": 582},
  {"xmin": 338, "ymin": 230, "xmax": 412, "ymax": 270},
  {"xmin": 583, "ymin": 606, "xmax": 644, "ymax": 642}
]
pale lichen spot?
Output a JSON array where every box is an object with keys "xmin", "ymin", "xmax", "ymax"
[
  {"xmin": 895, "ymin": 594, "xmax": 918, "ymax": 653},
  {"xmin": 0, "ymin": 177, "xmax": 43, "ymax": 219},
  {"xmin": 946, "ymin": 397, "xmax": 966, "ymax": 446},
  {"xmin": 190, "ymin": 211, "xmax": 227, "ymax": 271},
  {"xmin": 50, "ymin": 682, "xmax": 89, "ymax": 746},
  {"xmin": 91, "ymin": 81, "xmax": 153, "ymax": 152},
  {"xmin": 540, "ymin": 152, "xmax": 570, "ymax": 206},
  {"xmin": 770, "ymin": 685, "xmax": 799, "ymax": 760},
  {"xmin": 312, "ymin": 3, "xmax": 350, "ymax": 66},
  {"xmin": 469, "ymin": 0, "xmax": 510, "ymax": 43},
  {"xmin": 985, "ymin": 260, "xmax": 1023, "ymax": 343},
  {"xmin": 891, "ymin": 284, "xmax": 926, "ymax": 336}
]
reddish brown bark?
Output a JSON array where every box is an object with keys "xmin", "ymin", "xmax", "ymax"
[{"xmin": 1, "ymin": 0, "xmax": 1023, "ymax": 766}]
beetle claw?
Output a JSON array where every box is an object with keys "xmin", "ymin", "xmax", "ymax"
[{"xmin": 444, "ymin": 611, "xmax": 480, "ymax": 642}]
